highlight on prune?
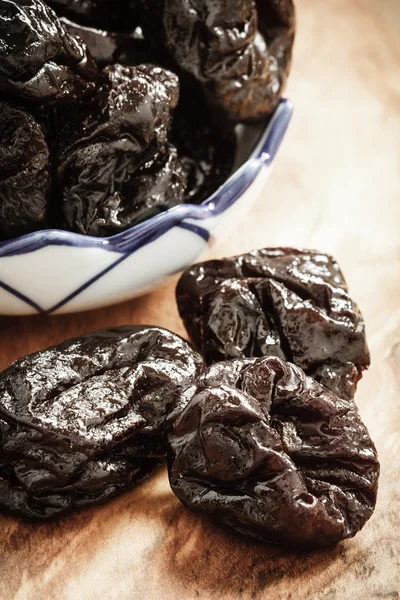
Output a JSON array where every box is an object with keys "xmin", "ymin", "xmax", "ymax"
[
  {"xmin": 167, "ymin": 357, "xmax": 379, "ymax": 548},
  {"xmin": 54, "ymin": 63, "xmax": 184, "ymax": 236},
  {"xmin": 60, "ymin": 18, "xmax": 156, "ymax": 67},
  {"xmin": 0, "ymin": 326, "xmax": 204, "ymax": 520},
  {"xmin": 137, "ymin": 0, "xmax": 295, "ymax": 123},
  {"xmin": 0, "ymin": 0, "xmax": 99, "ymax": 105},
  {"xmin": 0, "ymin": 101, "xmax": 50, "ymax": 239},
  {"xmin": 176, "ymin": 247, "xmax": 370, "ymax": 400},
  {"xmin": 0, "ymin": 0, "xmax": 291, "ymax": 241}
]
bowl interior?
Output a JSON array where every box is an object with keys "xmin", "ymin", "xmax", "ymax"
[{"xmin": 0, "ymin": 99, "xmax": 293, "ymax": 256}]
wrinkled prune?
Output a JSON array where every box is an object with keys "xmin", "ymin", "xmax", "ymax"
[
  {"xmin": 57, "ymin": 63, "xmax": 179, "ymax": 158},
  {"xmin": 55, "ymin": 63, "xmax": 183, "ymax": 235},
  {"xmin": 112, "ymin": 143, "xmax": 187, "ymax": 225},
  {"xmin": 0, "ymin": 326, "xmax": 204, "ymax": 520},
  {"xmin": 48, "ymin": 0, "xmax": 138, "ymax": 31},
  {"xmin": 60, "ymin": 141, "xmax": 187, "ymax": 235},
  {"xmin": 60, "ymin": 19, "xmax": 157, "ymax": 67},
  {"xmin": 171, "ymin": 83, "xmax": 236, "ymax": 204},
  {"xmin": 0, "ymin": 0, "xmax": 99, "ymax": 105},
  {"xmin": 168, "ymin": 357, "xmax": 379, "ymax": 548},
  {"xmin": 176, "ymin": 248, "xmax": 370, "ymax": 400},
  {"xmin": 137, "ymin": 0, "xmax": 295, "ymax": 123},
  {"xmin": 0, "ymin": 101, "xmax": 50, "ymax": 239}
]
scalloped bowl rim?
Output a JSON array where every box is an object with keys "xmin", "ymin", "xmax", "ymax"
[{"xmin": 0, "ymin": 99, "xmax": 293, "ymax": 258}]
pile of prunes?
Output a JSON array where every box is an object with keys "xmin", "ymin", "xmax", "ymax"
[
  {"xmin": 0, "ymin": 0, "xmax": 295, "ymax": 240},
  {"xmin": 0, "ymin": 0, "xmax": 380, "ymax": 555},
  {"xmin": 0, "ymin": 247, "xmax": 380, "ymax": 550}
]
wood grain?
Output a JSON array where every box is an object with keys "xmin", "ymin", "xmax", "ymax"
[{"xmin": 1, "ymin": 0, "xmax": 400, "ymax": 598}]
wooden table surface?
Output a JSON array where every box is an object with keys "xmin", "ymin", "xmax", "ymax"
[{"xmin": 1, "ymin": 1, "xmax": 400, "ymax": 598}]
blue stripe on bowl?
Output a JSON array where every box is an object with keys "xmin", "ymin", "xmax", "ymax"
[
  {"xmin": 0, "ymin": 279, "xmax": 44, "ymax": 313},
  {"xmin": 176, "ymin": 222, "xmax": 210, "ymax": 242},
  {"xmin": 46, "ymin": 253, "xmax": 131, "ymax": 313},
  {"xmin": 0, "ymin": 99, "xmax": 293, "ymax": 259},
  {"xmin": 23, "ymin": 223, "xmax": 210, "ymax": 314}
]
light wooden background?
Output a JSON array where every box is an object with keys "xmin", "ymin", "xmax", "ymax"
[{"xmin": 1, "ymin": 1, "xmax": 399, "ymax": 598}]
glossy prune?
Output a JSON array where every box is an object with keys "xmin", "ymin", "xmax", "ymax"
[
  {"xmin": 60, "ymin": 18, "xmax": 156, "ymax": 67},
  {"xmin": 60, "ymin": 142, "xmax": 187, "ymax": 235},
  {"xmin": 57, "ymin": 63, "xmax": 179, "ymax": 158},
  {"xmin": 60, "ymin": 18, "xmax": 236, "ymax": 204},
  {"xmin": 55, "ymin": 63, "xmax": 182, "ymax": 235},
  {"xmin": 0, "ymin": 0, "xmax": 99, "ymax": 105},
  {"xmin": 0, "ymin": 326, "xmax": 204, "ymax": 520},
  {"xmin": 167, "ymin": 357, "xmax": 379, "ymax": 548},
  {"xmin": 0, "ymin": 101, "xmax": 50, "ymax": 239},
  {"xmin": 48, "ymin": 0, "xmax": 138, "ymax": 31},
  {"xmin": 113, "ymin": 144, "xmax": 187, "ymax": 225},
  {"xmin": 171, "ymin": 84, "xmax": 236, "ymax": 204},
  {"xmin": 137, "ymin": 0, "xmax": 295, "ymax": 123},
  {"xmin": 176, "ymin": 248, "xmax": 370, "ymax": 400}
]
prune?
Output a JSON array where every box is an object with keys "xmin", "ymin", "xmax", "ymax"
[
  {"xmin": 0, "ymin": 101, "xmax": 50, "ymax": 239},
  {"xmin": 56, "ymin": 63, "xmax": 179, "ymax": 158},
  {"xmin": 48, "ymin": 0, "xmax": 138, "ymax": 31},
  {"xmin": 137, "ymin": 0, "xmax": 295, "ymax": 123},
  {"xmin": 60, "ymin": 19, "xmax": 157, "ymax": 67},
  {"xmin": 59, "ymin": 142, "xmax": 187, "ymax": 235},
  {"xmin": 171, "ymin": 82, "xmax": 236, "ymax": 204},
  {"xmin": 167, "ymin": 357, "xmax": 379, "ymax": 548},
  {"xmin": 0, "ymin": 326, "xmax": 204, "ymax": 520},
  {"xmin": 0, "ymin": 0, "xmax": 99, "ymax": 105},
  {"xmin": 176, "ymin": 248, "xmax": 370, "ymax": 400},
  {"xmin": 54, "ymin": 63, "xmax": 183, "ymax": 235},
  {"xmin": 111, "ymin": 143, "xmax": 187, "ymax": 226}
]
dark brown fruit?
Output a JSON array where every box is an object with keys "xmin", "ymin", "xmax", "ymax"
[
  {"xmin": 0, "ymin": 101, "xmax": 50, "ymax": 239},
  {"xmin": 171, "ymin": 82, "xmax": 237, "ymax": 204},
  {"xmin": 55, "ymin": 63, "xmax": 184, "ymax": 236},
  {"xmin": 176, "ymin": 247, "xmax": 370, "ymax": 400},
  {"xmin": 0, "ymin": 326, "xmax": 204, "ymax": 520},
  {"xmin": 0, "ymin": 0, "xmax": 99, "ymax": 105},
  {"xmin": 137, "ymin": 0, "xmax": 295, "ymax": 123},
  {"xmin": 168, "ymin": 357, "xmax": 379, "ymax": 548},
  {"xmin": 48, "ymin": 0, "xmax": 138, "ymax": 31},
  {"xmin": 60, "ymin": 18, "xmax": 156, "ymax": 67}
]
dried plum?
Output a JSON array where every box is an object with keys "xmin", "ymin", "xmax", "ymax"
[
  {"xmin": 171, "ymin": 82, "xmax": 236, "ymax": 204},
  {"xmin": 176, "ymin": 248, "xmax": 370, "ymax": 400},
  {"xmin": 167, "ymin": 357, "xmax": 379, "ymax": 548},
  {"xmin": 0, "ymin": 0, "xmax": 99, "ymax": 105},
  {"xmin": 54, "ymin": 63, "xmax": 183, "ymax": 235},
  {"xmin": 0, "ymin": 101, "xmax": 50, "ymax": 239},
  {"xmin": 60, "ymin": 18, "xmax": 157, "ymax": 67},
  {"xmin": 0, "ymin": 0, "xmax": 294, "ymax": 240},
  {"xmin": 48, "ymin": 0, "xmax": 138, "ymax": 31},
  {"xmin": 0, "ymin": 325, "xmax": 204, "ymax": 520},
  {"xmin": 111, "ymin": 143, "xmax": 187, "ymax": 226},
  {"xmin": 57, "ymin": 63, "xmax": 179, "ymax": 158},
  {"xmin": 59, "ymin": 141, "xmax": 187, "ymax": 235},
  {"xmin": 137, "ymin": 0, "xmax": 295, "ymax": 123}
]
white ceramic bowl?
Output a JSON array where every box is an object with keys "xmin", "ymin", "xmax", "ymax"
[{"xmin": 0, "ymin": 99, "xmax": 293, "ymax": 316}]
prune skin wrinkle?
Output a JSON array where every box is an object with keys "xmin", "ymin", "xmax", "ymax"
[
  {"xmin": 176, "ymin": 247, "xmax": 370, "ymax": 399},
  {"xmin": 54, "ymin": 63, "xmax": 184, "ymax": 236},
  {"xmin": 0, "ymin": 101, "xmax": 50, "ymax": 239},
  {"xmin": 0, "ymin": 326, "xmax": 204, "ymax": 520},
  {"xmin": 171, "ymin": 82, "xmax": 236, "ymax": 204},
  {"xmin": 137, "ymin": 0, "xmax": 295, "ymax": 122},
  {"xmin": 48, "ymin": 0, "xmax": 138, "ymax": 32},
  {"xmin": 60, "ymin": 19, "xmax": 158, "ymax": 67},
  {"xmin": 0, "ymin": 0, "xmax": 99, "ymax": 105},
  {"xmin": 167, "ymin": 357, "xmax": 380, "ymax": 548},
  {"xmin": 56, "ymin": 64, "xmax": 180, "ymax": 161}
]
